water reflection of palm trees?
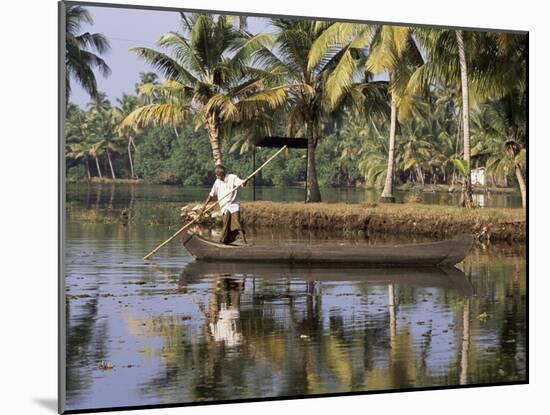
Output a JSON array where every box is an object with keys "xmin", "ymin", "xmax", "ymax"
[
  {"xmin": 64, "ymin": 211, "xmax": 526, "ymax": 408},
  {"xmin": 132, "ymin": 260, "xmax": 528, "ymax": 403},
  {"xmin": 179, "ymin": 264, "xmax": 474, "ymax": 394},
  {"xmin": 65, "ymin": 285, "xmax": 109, "ymax": 404}
]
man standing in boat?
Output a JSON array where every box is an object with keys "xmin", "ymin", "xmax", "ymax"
[{"xmin": 201, "ymin": 164, "xmax": 249, "ymax": 245}]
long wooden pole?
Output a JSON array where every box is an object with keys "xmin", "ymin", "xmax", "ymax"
[{"xmin": 143, "ymin": 145, "xmax": 287, "ymax": 260}]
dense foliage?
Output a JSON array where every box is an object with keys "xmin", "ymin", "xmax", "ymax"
[
  {"xmin": 65, "ymin": 9, "xmax": 527, "ymax": 207},
  {"xmin": 66, "ymin": 87, "xmax": 525, "ymax": 189}
]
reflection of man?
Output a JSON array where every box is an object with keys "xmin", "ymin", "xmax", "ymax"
[
  {"xmin": 209, "ymin": 278, "xmax": 244, "ymax": 347},
  {"xmin": 209, "ymin": 303, "xmax": 243, "ymax": 347},
  {"xmin": 201, "ymin": 164, "xmax": 248, "ymax": 245}
]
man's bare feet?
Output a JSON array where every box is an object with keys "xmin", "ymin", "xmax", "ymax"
[{"xmin": 238, "ymin": 230, "xmax": 248, "ymax": 245}]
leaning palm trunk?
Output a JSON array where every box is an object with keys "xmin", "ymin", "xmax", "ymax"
[
  {"xmin": 106, "ymin": 149, "xmax": 116, "ymax": 179},
  {"xmin": 306, "ymin": 122, "xmax": 322, "ymax": 203},
  {"xmin": 456, "ymin": 30, "xmax": 473, "ymax": 208},
  {"xmin": 515, "ymin": 165, "xmax": 527, "ymax": 209},
  {"xmin": 127, "ymin": 137, "xmax": 136, "ymax": 179},
  {"xmin": 95, "ymin": 156, "xmax": 102, "ymax": 178},
  {"xmin": 380, "ymin": 92, "xmax": 398, "ymax": 203}
]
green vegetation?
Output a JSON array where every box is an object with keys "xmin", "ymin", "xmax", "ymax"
[{"xmin": 65, "ymin": 9, "xmax": 527, "ymax": 208}]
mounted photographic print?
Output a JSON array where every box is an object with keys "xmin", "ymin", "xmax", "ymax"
[{"xmin": 59, "ymin": 0, "xmax": 528, "ymax": 413}]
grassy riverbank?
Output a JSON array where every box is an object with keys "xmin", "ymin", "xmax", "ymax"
[
  {"xmin": 395, "ymin": 183, "xmax": 520, "ymax": 195},
  {"xmin": 239, "ymin": 201, "xmax": 526, "ymax": 242},
  {"xmin": 70, "ymin": 198, "xmax": 526, "ymax": 242}
]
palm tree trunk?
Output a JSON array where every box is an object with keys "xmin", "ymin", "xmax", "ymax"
[
  {"xmin": 380, "ymin": 90, "xmax": 397, "ymax": 203},
  {"xmin": 84, "ymin": 158, "xmax": 91, "ymax": 179},
  {"xmin": 206, "ymin": 120, "xmax": 223, "ymax": 165},
  {"xmin": 95, "ymin": 156, "xmax": 103, "ymax": 178},
  {"xmin": 128, "ymin": 137, "xmax": 136, "ymax": 179},
  {"xmin": 456, "ymin": 30, "xmax": 473, "ymax": 208},
  {"xmin": 306, "ymin": 121, "xmax": 322, "ymax": 203},
  {"xmin": 106, "ymin": 149, "xmax": 116, "ymax": 179},
  {"xmin": 417, "ymin": 165, "xmax": 425, "ymax": 185},
  {"xmin": 515, "ymin": 165, "xmax": 527, "ymax": 209}
]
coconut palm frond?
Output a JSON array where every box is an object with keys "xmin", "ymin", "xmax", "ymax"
[
  {"xmin": 308, "ymin": 23, "xmax": 363, "ymax": 70},
  {"xmin": 65, "ymin": 5, "xmax": 111, "ymax": 99},
  {"xmin": 130, "ymin": 47, "xmax": 197, "ymax": 85},
  {"xmin": 121, "ymin": 103, "xmax": 189, "ymax": 129},
  {"xmin": 236, "ymin": 86, "xmax": 288, "ymax": 119}
]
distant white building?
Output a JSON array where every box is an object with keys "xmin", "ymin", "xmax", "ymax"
[
  {"xmin": 471, "ymin": 167, "xmax": 486, "ymax": 186},
  {"xmin": 473, "ymin": 193, "xmax": 486, "ymax": 207}
]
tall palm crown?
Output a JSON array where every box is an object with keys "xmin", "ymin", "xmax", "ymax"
[
  {"xmin": 121, "ymin": 13, "xmax": 286, "ymax": 165},
  {"xmin": 261, "ymin": 20, "xmax": 377, "ymax": 202},
  {"xmin": 65, "ymin": 5, "xmax": 111, "ymax": 99},
  {"xmin": 408, "ymin": 30, "xmax": 526, "ymax": 103},
  {"xmin": 303, "ymin": 22, "xmax": 420, "ymax": 202},
  {"xmin": 366, "ymin": 26, "xmax": 423, "ymax": 201}
]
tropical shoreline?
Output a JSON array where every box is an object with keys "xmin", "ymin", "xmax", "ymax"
[{"xmin": 66, "ymin": 178, "xmax": 521, "ymax": 197}]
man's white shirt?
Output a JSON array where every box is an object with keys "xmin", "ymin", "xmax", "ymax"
[{"xmin": 209, "ymin": 174, "xmax": 244, "ymax": 214}]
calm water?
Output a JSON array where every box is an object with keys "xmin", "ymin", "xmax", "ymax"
[
  {"xmin": 66, "ymin": 182, "xmax": 523, "ymax": 209},
  {"xmin": 64, "ymin": 184, "xmax": 527, "ymax": 411}
]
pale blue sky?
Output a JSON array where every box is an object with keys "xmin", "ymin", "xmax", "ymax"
[{"xmin": 70, "ymin": 6, "xmax": 270, "ymax": 107}]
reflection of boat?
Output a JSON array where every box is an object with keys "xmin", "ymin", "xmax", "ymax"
[
  {"xmin": 182, "ymin": 231, "xmax": 473, "ymax": 267},
  {"xmin": 180, "ymin": 261, "xmax": 474, "ymax": 296}
]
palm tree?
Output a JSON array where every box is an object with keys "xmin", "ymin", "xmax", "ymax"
[
  {"xmin": 307, "ymin": 23, "xmax": 421, "ymax": 202},
  {"xmin": 86, "ymin": 91, "xmax": 110, "ymax": 112},
  {"xmin": 115, "ymin": 94, "xmax": 140, "ymax": 178},
  {"xmin": 65, "ymin": 102, "xmax": 111, "ymax": 179},
  {"xmin": 137, "ymin": 72, "xmax": 159, "ymax": 89},
  {"xmin": 364, "ymin": 26, "xmax": 423, "ymax": 202},
  {"xmin": 455, "ymin": 30, "xmax": 473, "ymax": 207},
  {"xmin": 134, "ymin": 72, "xmax": 160, "ymax": 105},
  {"xmin": 397, "ymin": 97, "xmax": 459, "ymax": 185},
  {"xmin": 408, "ymin": 30, "xmax": 465, "ymax": 202},
  {"xmin": 358, "ymin": 123, "xmax": 391, "ymax": 188},
  {"xmin": 87, "ymin": 93, "xmax": 125, "ymax": 179},
  {"xmin": 66, "ymin": 103, "xmax": 93, "ymax": 178},
  {"xmin": 263, "ymin": 20, "xmax": 380, "ymax": 202},
  {"xmin": 65, "ymin": 5, "xmax": 111, "ymax": 99},
  {"xmin": 337, "ymin": 117, "xmax": 388, "ymax": 188},
  {"xmin": 471, "ymin": 93, "xmax": 527, "ymax": 208},
  {"xmin": 406, "ymin": 29, "xmax": 526, "ymax": 206},
  {"xmin": 121, "ymin": 13, "xmax": 286, "ymax": 166}
]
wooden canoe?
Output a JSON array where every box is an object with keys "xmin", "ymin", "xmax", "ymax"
[
  {"xmin": 179, "ymin": 261, "xmax": 474, "ymax": 296},
  {"xmin": 182, "ymin": 231, "xmax": 473, "ymax": 267}
]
